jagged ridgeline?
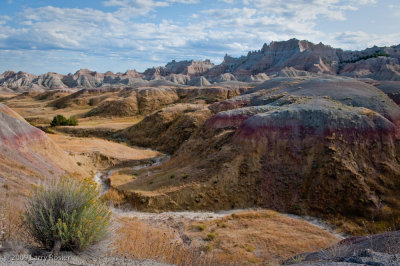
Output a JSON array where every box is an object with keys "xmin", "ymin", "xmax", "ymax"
[{"xmin": 1, "ymin": 39, "xmax": 400, "ymax": 93}]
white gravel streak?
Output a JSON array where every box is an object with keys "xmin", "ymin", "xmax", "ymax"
[{"xmin": 95, "ymin": 156, "xmax": 343, "ymax": 238}]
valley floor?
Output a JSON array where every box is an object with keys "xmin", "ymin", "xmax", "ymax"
[{"xmin": 46, "ymin": 133, "xmax": 340, "ymax": 265}]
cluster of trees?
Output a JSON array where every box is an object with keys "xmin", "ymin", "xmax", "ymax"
[
  {"xmin": 342, "ymin": 52, "xmax": 389, "ymax": 64},
  {"xmin": 50, "ymin": 115, "xmax": 78, "ymax": 126}
]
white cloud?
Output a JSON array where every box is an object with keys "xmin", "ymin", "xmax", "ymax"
[
  {"xmin": 241, "ymin": 0, "xmax": 372, "ymax": 21},
  {"xmin": 102, "ymin": 0, "xmax": 198, "ymax": 17},
  {"xmin": 330, "ymin": 31, "xmax": 400, "ymax": 49},
  {"xmin": 103, "ymin": 0, "xmax": 169, "ymax": 17},
  {"xmin": 0, "ymin": 0, "xmax": 396, "ymax": 73}
]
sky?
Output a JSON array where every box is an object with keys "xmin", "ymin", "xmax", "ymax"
[{"xmin": 0, "ymin": 0, "xmax": 399, "ymax": 74}]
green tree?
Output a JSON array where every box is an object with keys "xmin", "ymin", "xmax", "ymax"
[
  {"xmin": 50, "ymin": 115, "xmax": 68, "ymax": 126},
  {"xmin": 67, "ymin": 116, "xmax": 78, "ymax": 126},
  {"xmin": 50, "ymin": 115, "xmax": 78, "ymax": 126}
]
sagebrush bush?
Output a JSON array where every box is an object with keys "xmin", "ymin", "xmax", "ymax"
[{"xmin": 23, "ymin": 177, "xmax": 111, "ymax": 253}]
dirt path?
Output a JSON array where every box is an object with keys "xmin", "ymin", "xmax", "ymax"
[
  {"xmin": 95, "ymin": 159, "xmax": 345, "ymax": 239},
  {"xmin": 49, "ymin": 133, "xmax": 344, "ymax": 239}
]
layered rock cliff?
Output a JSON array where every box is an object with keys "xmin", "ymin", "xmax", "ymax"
[{"xmin": 2, "ymin": 39, "xmax": 400, "ymax": 93}]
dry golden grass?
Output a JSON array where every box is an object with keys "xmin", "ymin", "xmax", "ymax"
[
  {"xmin": 74, "ymin": 116, "xmax": 143, "ymax": 129},
  {"xmin": 49, "ymin": 134, "xmax": 159, "ymax": 162},
  {"xmin": 109, "ymin": 170, "xmax": 137, "ymax": 187},
  {"xmin": 0, "ymin": 196, "xmax": 28, "ymax": 244},
  {"xmin": 101, "ymin": 189, "xmax": 126, "ymax": 208},
  {"xmin": 186, "ymin": 210, "xmax": 338, "ymax": 264},
  {"xmin": 112, "ymin": 210, "xmax": 339, "ymax": 265},
  {"xmin": 3, "ymin": 92, "xmax": 143, "ymax": 130},
  {"xmin": 112, "ymin": 216, "xmax": 260, "ymax": 265},
  {"xmin": 112, "ymin": 217, "xmax": 216, "ymax": 265}
]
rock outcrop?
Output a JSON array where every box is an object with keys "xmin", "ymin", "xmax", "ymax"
[
  {"xmin": 0, "ymin": 71, "xmax": 42, "ymax": 93},
  {"xmin": 286, "ymin": 231, "xmax": 400, "ymax": 265},
  {"xmin": 373, "ymin": 80, "xmax": 400, "ymax": 104},
  {"xmin": 207, "ymin": 39, "xmax": 400, "ymax": 79},
  {"xmin": 118, "ymin": 104, "xmax": 212, "ymax": 154},
  {"xmin": 187, "ymin": 76, "xmax": 211, "ymax": 87},
  {"xmin": 0, "ymin": 103, "xmax": 84, "ymax": 201},
  {"xmin": 340, "ymin": 56, "xmax": 400, "ymax": 80},
  {"xmin": 118, "ymin": 76, "xmax": 400, "ymax": 232},
  {"xmin": 143, "ymin": 60, "xmax": 215, "ymax": 80}
]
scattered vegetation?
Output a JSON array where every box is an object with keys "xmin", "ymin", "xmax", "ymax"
[
  {"xmin": 113, "ymin": 217, "xmax": 231, "ymax": 265},
  {"xmin": 196, "ymin": 224, "xmax": 206, "ymax": 231},
  {"xmin": 23, "ymin": 177, "xmax": 111, "ymax": 254},
  {"xmin": 50, "ymin": 114, "xmax": 79, "ymax": 126},
  {"xmin": 204, "ymin": 232, "xmax": 216, "ymax": 241},
  {"xmin": 182, "ymin": 173, "xmax": 189, "ymax": 179},
  {"xmin": 201, "ymin": 243, "xmax": 214, "ymax": 252},
  {"xmin": 101, "ymin": 189, "xmax": 126, "ymax": 208}
]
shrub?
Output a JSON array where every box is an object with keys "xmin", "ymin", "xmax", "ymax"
[
  {"xmin": 50, "ymin": 115, "xmax": 68, "ymax": 126},
  {"xmin": 67, "ymin": 116, "xmax": 78, "ymax": 126},
  {"xmin": 50, "ymin": 115, "xmax": 78, "ymax": 127},
  {"xmin": 23, "ymin": 177, "xmax": 111, "ymax": 254},
  {"xmin": 201, "ymin": 243, "xmax": 213, "ymax": 252},
  {"xmin": 204, "ymin": 232, "xmax": 216, "ymax": 241},
  {"xmin": 196, "ymin": 224, "xmax": 206, "ymax": 231}
]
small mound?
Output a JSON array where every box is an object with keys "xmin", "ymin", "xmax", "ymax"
[
  {"xmin": 118, "ymin": 104, "xmax": 212, "ymax": 154},
  {"xmin": 86, "ymin": 98, "xmax": 138, "ymax": 117},
  {"xmin": 49, "ymin": 87, "xmax": 122, "ymax": 109}
]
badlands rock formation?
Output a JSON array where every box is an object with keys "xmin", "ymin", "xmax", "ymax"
[
  {"xmin": 44, "ymin": 84, "xmax": 252, "ymax": 118},
  {"xmin": 208, "ymin": 39, "xmax": 400, "ymax": 80},
  {"xmin": 0, "ymin": 103, "xmax": 84, "ymax": 201},
  {"xmin": 117, "ymin": 76, "xmax": 400, "ymax": 232},
  {"xmin": 118, "ymin": 104, "xmax": 212, "ymax": 154},
  {"xmin": 143, "ymin": 59, "xmax": 215, "ymax": 80},
  {"xmin": 373, "ymin": 80, "xmax": 400, "ymax": 104},
  {"xmin": 2, "ymin": 39, "xmax": 399, "ymax": 93}
]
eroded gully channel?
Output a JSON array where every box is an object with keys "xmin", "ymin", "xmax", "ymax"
[{"xmin": 94, "ymin": 154, "xmax": 345, "ymax": 239}]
